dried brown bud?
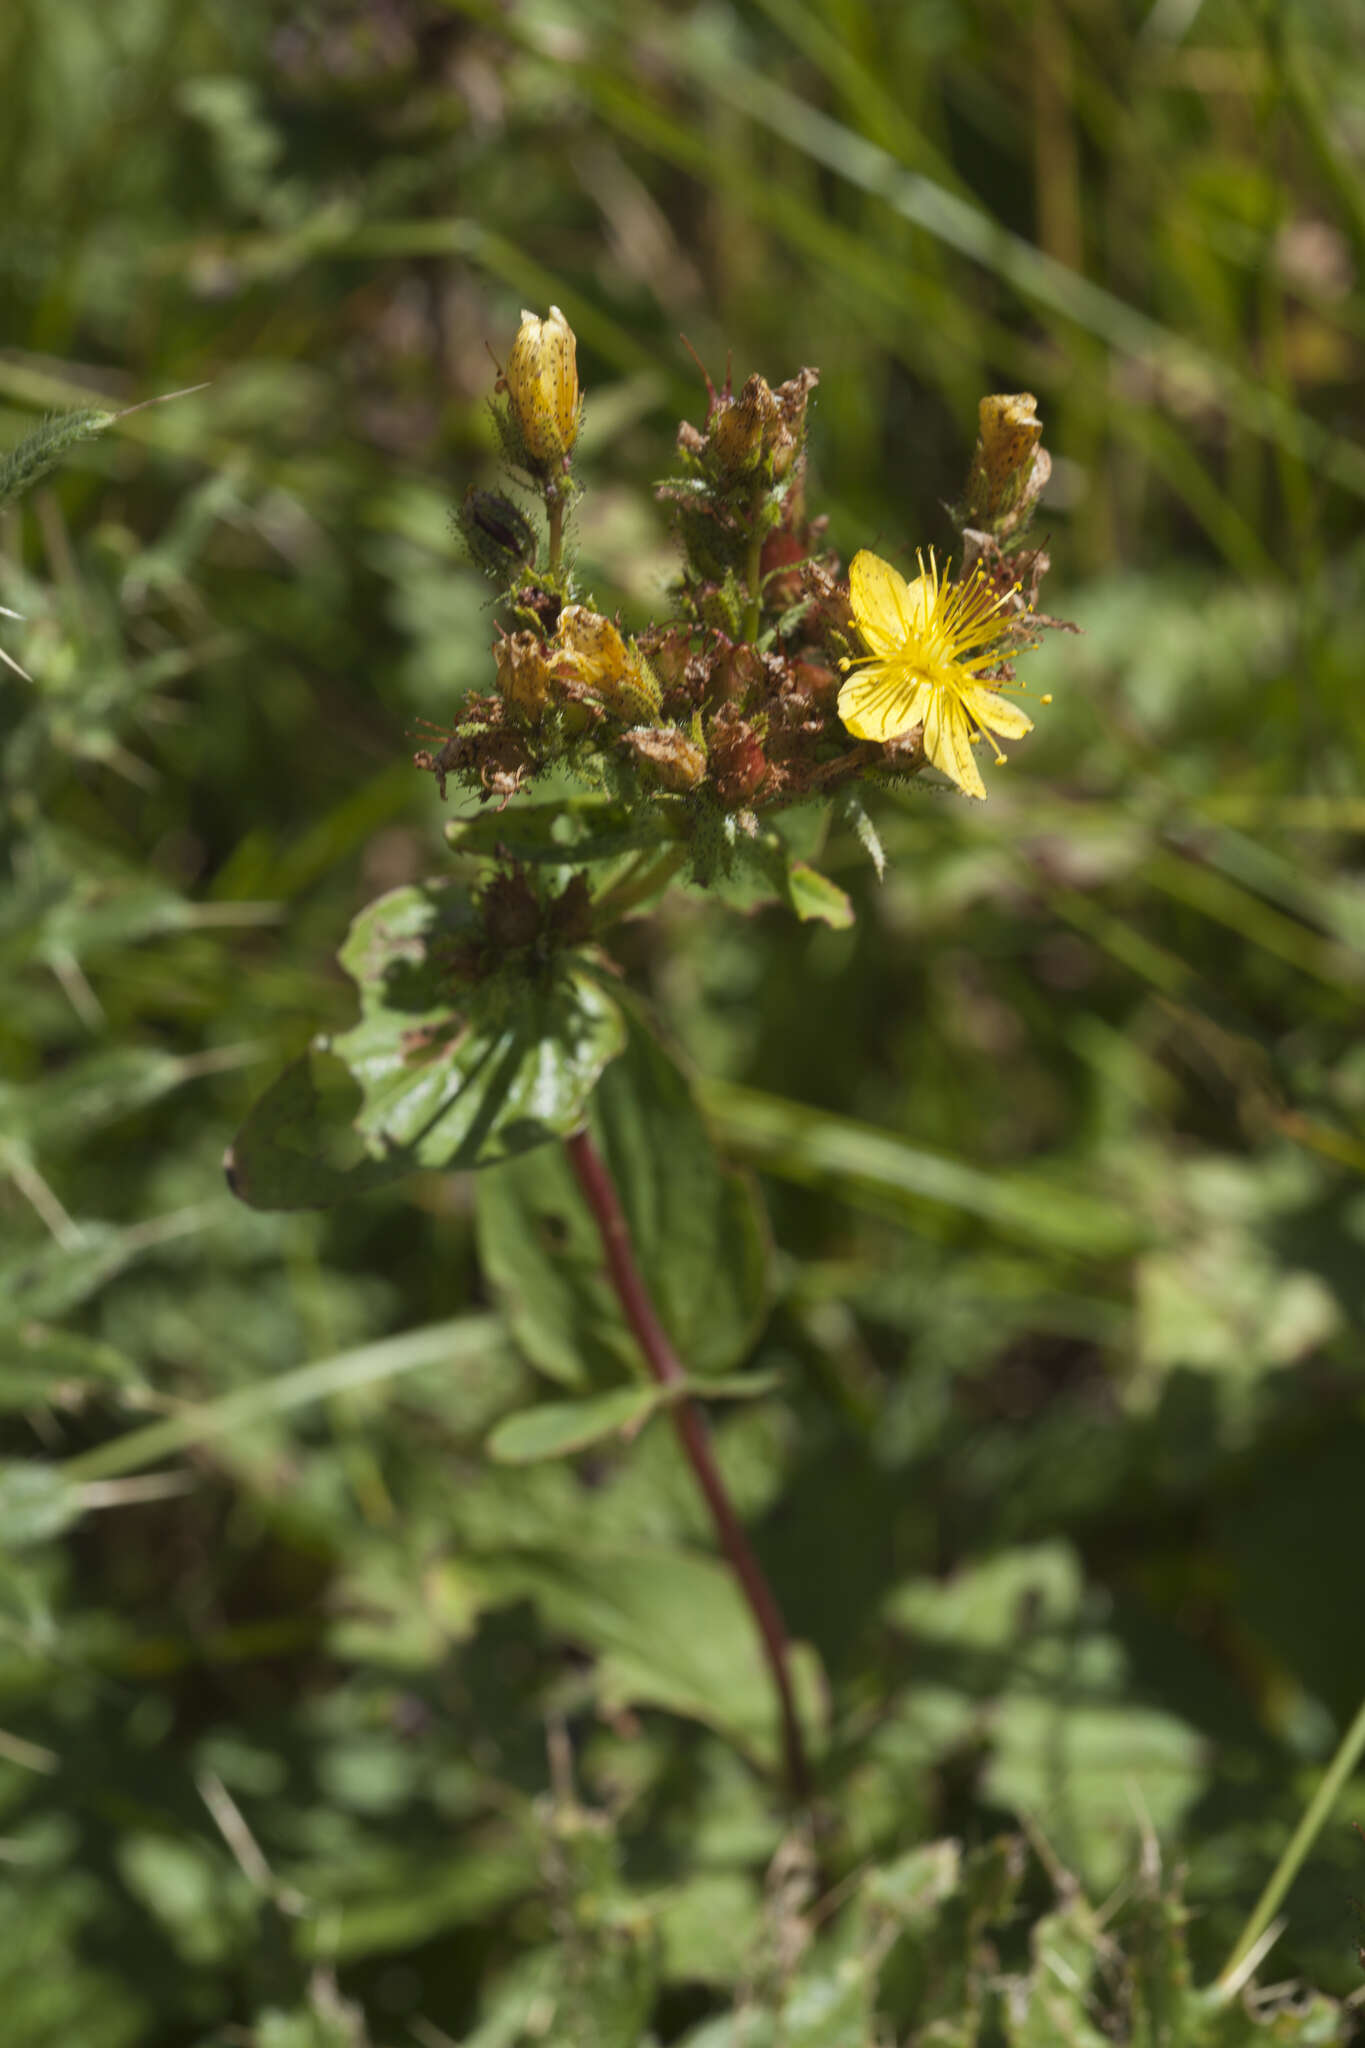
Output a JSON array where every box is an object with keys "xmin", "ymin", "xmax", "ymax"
[
  {"xmin": 962, "ymin": 393, "xmax": 1052, "ymax": 538},
  {"xmin": 620, "ymin": 725, "xmax": 708, "ymax": 792},
  {"xmin": 709, "ymin": 374, "xmax": 781, "ymax": 477},
  {"xmin": 710, "ymin": 715, "xmax": 769, "ymax": 806},
  {"xmin": 710, "ymin": 638, "xmax": 767, "ymax": 706},
  {"xmin": 786, "ymin": 659, "xmax": 838, "ymax": 702}
]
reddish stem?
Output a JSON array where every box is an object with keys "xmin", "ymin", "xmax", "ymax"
[{"xmin": 564, "ymin": 1126, "xmax": 811, "ymax": 1805}]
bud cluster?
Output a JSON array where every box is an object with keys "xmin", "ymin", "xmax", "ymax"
[{"xmin": 425, "ymin": 305, "xmax": 1067, "ymax": 968}]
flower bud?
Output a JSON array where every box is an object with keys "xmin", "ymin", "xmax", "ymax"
[
  {"xmin": 504, "ymin": 306, "xmax": 581, "ymax": 470},
  {"xmin": 494, "ymin": 630, "xmax": 555, "ymax": 722},
  {"xmin": 455, "ymin": 487, "xmax": 538, "ymax": 581},
  {"xmin": 962, "ymin": 393, "xmax": 1051, "ymax": 536}
]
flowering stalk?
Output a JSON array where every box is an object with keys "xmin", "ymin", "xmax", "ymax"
[{"xmin": 564, "ymin": 1126, "xmax": 812, "ymax": 1806}]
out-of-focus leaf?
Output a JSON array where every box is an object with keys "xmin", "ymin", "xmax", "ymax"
[
  {"xmin": 887, "ymin": 1545, "xmax": 1208, "ymax": 1892},
  {"xmin": 486, "ymin": 1385, "xmax": 664, "ymax": 1462},
  {"xmin": 704, "ymin": 1081, "xmax": 1140, "ymax": 1256},
  {"xmin": 0, "ymin": 1463, "xmax": 83, "ymax": 1550},
  {"xmin": 0, "ymin": 1324, "xmax": 141, "ymax": 1411},
  {"xmin": 445, "ymin": 795, "xmax": 672, "ymax": 865},
  {"xmin": 0, "ymin": 1046, "xmax": 247, "ymax": 1152},
  {"xmin": 783, "ymin": 860, "xmax": 855, "ymax": 929},
  {"xmin": 473, "ymin": 1542, "xmax": 821, "ymax": 1771},
  {"xmin": 476, "ymin": 1014, "xmax": 770, "ymax": 1386},
  {"xmin": 0, "ymin": 1215, "xmax": 208, "ymax": 1328},
  {"xmin": 486, "ymin": 1370, "xmax": 783, "ymax": 1462}
]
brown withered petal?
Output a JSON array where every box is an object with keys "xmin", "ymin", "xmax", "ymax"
[
  {"xmin": 621, "ymin": 726, "xmax": 708, "ymax": 792},
  {"xmin": 552, "ymin": 606, "xmax": 661, "ymax": 722},
  {"xmin": 494, "ymin": 629, "xmax": 555, "ymax": 721}
]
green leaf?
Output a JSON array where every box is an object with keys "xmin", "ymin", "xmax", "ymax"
[
  {"xmin": 476, "ymin": 1013, "xmax": 770, "ymax": 1386},
  {"xmin": 0, "ymin": 1323, "xmax": 141, "ymax": 1412},
  {"xmin": 472, "ymin": 1543, "xmax": 821, "ymax": 1771},
  {"xmin": 227, "ymin": 883, "xmax": 627, "ymax": 1209},
  {"xmin": 486, "ymin": 1385, "xmax": 665, "ymax": 1463},
  {"xmin": 0, "ymin": 1462, "xmax": 83, "ymax": 1550},
  {"xmin": 223, "ymin": 1050, "xmax": 407, "ymax": 1210},
  {"xmin": 445, "ymin": 795, "xmax": 671, "ymax": 865},
  {"xmin": 705, "ymin": 1080, "xmax": 1140, "ymax": 1257},
  {"xmin": 784, "ymin": 859, "xmax": 855, "ymax": 928},
  {"xmin": 486, "ymin": 1371, "xmax": 783, "ymax": 1462}
]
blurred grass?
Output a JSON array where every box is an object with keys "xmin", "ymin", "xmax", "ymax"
[{"xmin": 4, "ymin": 0, "xmax": 1365, "ymax": 2040}]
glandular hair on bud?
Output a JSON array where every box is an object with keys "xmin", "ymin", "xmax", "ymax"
[
  {"xmin": 504, "ymin": 306, "xmax": 581, "ymax": 470},
  {"xmin": 456, "ymin": 488, "xmax": 538, "ymax": 581}
]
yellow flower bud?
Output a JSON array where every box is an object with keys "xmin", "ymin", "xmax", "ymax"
[{"xmin": 504, "ymin": 305, "xmax": 581, "ymax": 470}]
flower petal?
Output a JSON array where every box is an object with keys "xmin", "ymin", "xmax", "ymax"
[
  {"xmin": 923, "ymin": 692, "xmax": 986, "ymax": 799},
  {"xmin": 838, "ymin": 665, "xmax": 931, "ymax": 743},
  {"xmin": 849, "ymin": 550, "xmax": 917, "ymax": 658},
  {"xmin": 964, "ymin": 687, "xmax": 1034, "ymax": 740}
]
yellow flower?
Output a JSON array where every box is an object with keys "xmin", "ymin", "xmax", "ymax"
[
  {"xmin": 504, "ymin": 305, "xmax": 581, "ymax": 469},
  {"xmin": 838, "ymin": 548, "xmax": 1035, "ymax": 801}
]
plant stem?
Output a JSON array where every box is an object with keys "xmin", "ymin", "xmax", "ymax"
[
  {"xmin": 1216, "ymin": 1685, "xmax": 1365, "ymax": 1992},
  {"xmin": 591, "ymin": 845, "xmax": 687, "ymax": 928},
  {"xmin": 547, "ymin": 489, "xmax": 565, "ymax": 574},
  {"xmin": 743, "ymin": 521, "xmax": 764, "ymax": 644},
  {"xmin": 564, "ymin": 1125, "xmax": 812, "ymax": 1805}
]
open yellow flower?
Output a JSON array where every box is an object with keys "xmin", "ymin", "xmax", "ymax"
[{"xmin": 838, "ymin": 548, "xmax": 1036, "ymax": 800}]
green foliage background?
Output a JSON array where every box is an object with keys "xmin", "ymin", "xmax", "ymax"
[{"xmin": 4, "ymin": 0, "xmax": 1365, "ymax": 2040}]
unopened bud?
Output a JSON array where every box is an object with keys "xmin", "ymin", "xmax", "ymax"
[
  {"xmin": 456, "ymin": 488, "xmax": 538, "ymax": 581},
  {"xmin": 494, "ymin": 630, "xmax": 555, "ymax": 722},
  {"xmin": 503, "ymin": 306, "xmax": 581, "ymax": 470},
  {"xmin": 621, "ymin": 725, "xmax": 708, "ymax": 792},
  {"xmin": 963, "ymin": 393, "xmax": 1051, "ymax": 536}
]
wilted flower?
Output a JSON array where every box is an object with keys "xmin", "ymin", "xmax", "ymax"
[
  {"xmin": 838, "ymin": 548, "xmax": 1036, "ymax": 801},
  {"xmin": 494, "ymin": 630, "xmax": 556, "ymax": 721},
  {"xmin": 504, "ymin": 306, "xmax": 581, "ymax": 470},
  {"xmin": 551, "ymin": 606, "xmax": 660, "ymax": 722},
  {"xmin": 620, "ymin": 725, "xmax": 708, "ymax": 792}
]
